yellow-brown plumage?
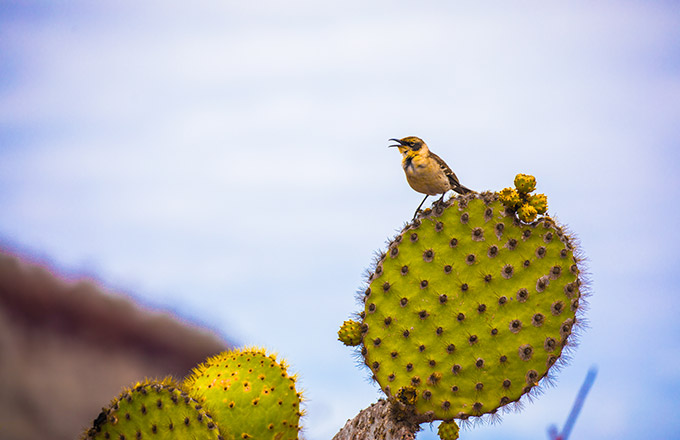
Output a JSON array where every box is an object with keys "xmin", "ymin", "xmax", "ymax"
[{"xmin": 389, "ymin": 136, "xmax": 471, "ymax": 219}]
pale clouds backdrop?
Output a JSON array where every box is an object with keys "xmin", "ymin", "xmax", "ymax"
[{"xmin": 1, "ymin": 1, "xmax": 679, "ymax": 439}]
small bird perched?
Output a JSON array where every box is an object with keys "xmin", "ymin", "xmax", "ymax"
[{"xmin": 389, "ymin": 136, "xmax": 472, "ymax": 219}]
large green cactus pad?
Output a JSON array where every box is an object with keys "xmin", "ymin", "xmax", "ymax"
[
  {"xmin": 184, "ymin": 347, "xmax": 303, "ymax": 440},
  {"xmin": 82, "ymin": 378, "xmax": 221, "ymax": 440},
  {"xmin": 360, "ymin": 193, "xmax": 583, "ymax": 421}
]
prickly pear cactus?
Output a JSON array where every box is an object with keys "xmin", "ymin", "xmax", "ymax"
[
  {"xmin": 82, "ymin": 378, "xmax": 221, "ymax": 440},
  {"xmin": 340, "ymin": 178, "xmax": 585, "ymax": 436},
  {"xmin": 184, "ymin": 347, "xmax": 303, "ymax": 440}
]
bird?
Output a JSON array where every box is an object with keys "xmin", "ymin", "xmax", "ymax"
[{"xmin": 389, "ymin": 136, "xmax": 472, "ymax": 220}]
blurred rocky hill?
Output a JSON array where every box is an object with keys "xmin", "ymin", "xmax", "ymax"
[{"xmin": 0, "ymin": 249, "xmax": 229, "ymax": 440}]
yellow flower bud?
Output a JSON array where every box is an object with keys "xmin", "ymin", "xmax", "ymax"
[
  {"xmin": 528, "ymin": 193, "xmax": 548, "ymax": 214},
  {"xmin": 499, "ymin": 187, "xmax": 521, "ymax": 209},
  {"xmin": 514, "ymin": 173, "xmax": 537, "ymax": 195},
  {"xmin": 517, "ymin": 203, "xmax": 538, "ymax": 223},
  {"xmin": 338, "ymin": 320, "xmax": 363, "ymax": 346}
]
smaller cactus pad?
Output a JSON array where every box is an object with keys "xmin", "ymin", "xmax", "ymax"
[
  {"xmin": 184, "ymin": 347, "xmax": 303, "ymax": 440},
  {"xmin": 82, "ymin": 378, "xmax": 221, "ymax": 440}
]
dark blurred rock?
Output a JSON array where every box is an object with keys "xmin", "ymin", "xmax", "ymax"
[{"xmin": 0, "ymin": 250, "xmax": 230, "ymax": 440}]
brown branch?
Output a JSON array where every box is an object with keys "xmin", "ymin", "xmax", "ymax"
[{"xmin": 332, "ymin": 399, "xmax": 429, "ymax": 440}]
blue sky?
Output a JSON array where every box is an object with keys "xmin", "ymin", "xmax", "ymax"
[{"xmin": 1, "ymin": 1, "xmax": 680, "ymax": 439}]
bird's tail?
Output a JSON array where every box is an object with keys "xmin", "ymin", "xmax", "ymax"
[{"xmin": 453, "ymin": 183, "xmax": 473, "ymax": 194}]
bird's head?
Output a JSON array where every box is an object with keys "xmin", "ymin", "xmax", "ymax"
[{"xmin": 388, "ymin": 136, "xmax": 428, "ymax": 156}]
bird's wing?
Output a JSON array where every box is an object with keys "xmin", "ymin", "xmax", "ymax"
[
  {"xmin": 430, "ymin": 152, "xmax": 472, "ymax": 194},
  {"xmin": 429, "ymin": 152, "xmax": 461, "ymax": 186}
]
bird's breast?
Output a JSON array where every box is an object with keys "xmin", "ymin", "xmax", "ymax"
[{"xmin": 401, "ymin": 154, "xmax": 451, "ymax": 196}]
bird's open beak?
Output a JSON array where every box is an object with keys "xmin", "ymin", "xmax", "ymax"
[{"xmin": 388, "ymin": 138, "xmax": 403, "ymax": 148}]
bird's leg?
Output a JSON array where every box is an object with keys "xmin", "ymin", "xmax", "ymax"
[
  {"xmin": 413, "ymin": 194, "xmax": 429, "ymax": 220},
  {"xmin": 435, "ymin": 193, "xmax": 446, "ymax": 206}
]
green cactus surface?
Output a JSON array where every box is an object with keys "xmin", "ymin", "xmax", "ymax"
[
  {"xmin": 184, "ymin": 347, "xmax": 303, "ymax": 440},
  {"xmin": 82, "ymin": 378, "xmax": 221, "ymax": 440},
  {"xmin": 352, "ymin": 191, "xmax": 583, "ymax": 422}
]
